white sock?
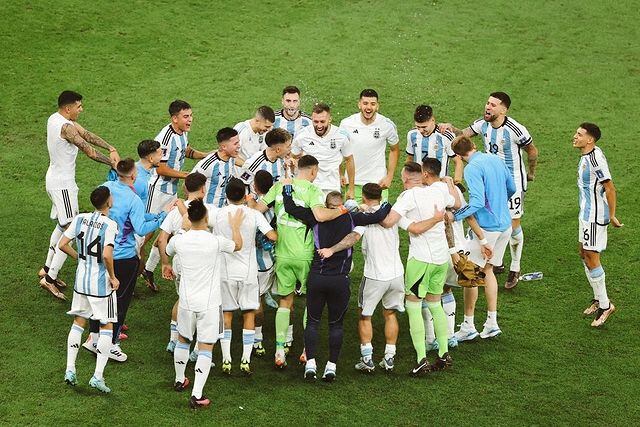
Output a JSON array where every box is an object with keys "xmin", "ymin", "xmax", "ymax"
[
  {"xmin": 46, "ymin": 225, "xmax": 65, "ymax": 268},
  {"xmin": 422, "ymin": 301, "xmax": 435, "ymax": 343},
  {"xmin": 442, "ymin": 292, "xmax": 456, "ymax": 338},
  {"xmin": 254, "ymin": 326, "xmax": 263, "ymax": 345},
  {"xmin": 325, "ymin": 361, "xmax": 336, "ymax": 373},
  {"xmin": 94, "ymin": 329, "xmax": 113, "ymax": 380},
  {"xmin": 360, "ymin": 343, "xmax": 373, "ymax": 362},
  {"xmin": 306, "ymin": 358, "xmax": 316, "ymax": 370},
  {"xmin": 286, "ymin": 324, "xmax": 293, "ymax": 344},
  {"xmin": 90, "ymin": 332, "xmax": 99, "ymax": 346},
  {"xmin": 384, "ymin": 344, "xmax": 396, "ymax": 358},
  {"xmin": 242, "ymin": 329, "xmax": 255, "ymax": 363},
  {"xmin": 192, "ymin": 350, "xmax": 212, "ymax": 399},
  {"xmin": 584, "ymin": 264, "xmax": 598, "ymax": 300},
  {"xmin": 47, "ymin": 239, "xmax": 69, "ymax": 280},
  {"xmin": 486, "ymin": 311, "xmax": 497, "ymax": 325},
  {"xmin": 66, "ymin": 324, "xmax": 84, "ymax": 372},
  {"xmin": 221, "ymin": 329, "xmax": 232, "ymax": 362},
  {"xmin": 464, "ymin": 315, "xmax": 475, "ymax": 330},
  {"xmin": 590, "ymin": 267, "xmax": 609, "ymax": 309},
  {"xmin": 145, "ymin": 246, "xmax": 160, "ymax": 272},
  {"xmin": 169, "ymin": 321, "xmax": 178, "ymax": 342},
  {"xmin": 509, "ymin": 226, "xmax": 524, "ymax": 272},
  {"xmin": 173, "ymin": 342, "xmax": 190, "ymax": 383}
]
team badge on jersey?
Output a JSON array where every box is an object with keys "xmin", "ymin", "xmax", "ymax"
[
  {"xmin": 353, "ymin": 129, "xmax": 359, "ymax": 134},
  {"xmin": 373, "ymin": 128, "xmax": 380, "ymax": 139},
  {"xmin": 330, "ymin": 139, "xmax": 336, "ymax": 149}
]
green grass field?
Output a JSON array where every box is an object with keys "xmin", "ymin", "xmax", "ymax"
[{"xmin": 2, "ymin": 0, "xmax": 639, "ymax": 425}]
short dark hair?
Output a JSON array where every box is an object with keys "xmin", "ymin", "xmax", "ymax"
[
  {"xmin": 359, "ymin": 89, "xmax": 379, "ymax": 99},
  {"xmin": 90, "ymin": 186, "xmax": 110, "ymax": 209},
  {"xmin": 217, "ymin": 127, "xmax": 238, "ymax": 143},
  {"xmin": 452, "ymin": 136, "xmax": 475, "ymax": 156},
  {"xmin": 225, "ymin": 177, "xmax": 247, "ymax": 202},
  {"xmin": 137, "ymin": 139, "xmax": 160, "ymax": 158},
  {"xmin": 116, "ymin": 158, "xmax": 136, "ymax": 175},
  {"xmin": 414, "ymin": 105, "xmax": 433, "ymax": 123},
  {"xmin": 265, "ymin": 128, "xmax": 291, "ymax": 147},
  {"xmin": 169, "ymin": 100, "xmax": 191, "ymax": 117},
  {"xmin": 282, "ymin": 86, "xmax": 300, "ymax": 96},
  {"xmin": 580, "ymin": 122, "xmax": 601, "ymax": 142},
  {"xmin": 490, "ymin": 91, "xmax": 511, "ymax": 109},
  {"xmin": 312, "ymin": 103, "xmax": 331, "ymax": 115},
  {"xmin": 325, "ymin": 191, "xmax": 343, "ymax": 207},
  {"xmin": 422, "ymin": 157, "xmax": 442, "ymax": 177},
  {"xmin": 254, "ymin": 170, "xmax": 274, "ymax": 195},
  {"xmin": 257, "ymin": 105, "xmax": 275, "ymax": 123},
  {"xmin": 187, "ymin": 198, "xmax": 207, "ymax": 223},
  {"xmin": 58, "ymin": 91, "xmax": 82, "ymax": 108},
  {"xmin": 403, "ymin": 161, "xmax": 423, "ymax": 174},
  {"xmin": 298, "ymin": 155, "xmax": 319, "ymax": 169},
  {"xmin": 185, "ymin": 172, "xmax": 207, "ymax": 193},
  {"xmin": 362, "ymin": 183, "xmax": 382, "ymax": 201}
]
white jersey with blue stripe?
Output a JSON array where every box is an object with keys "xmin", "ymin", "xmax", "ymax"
[
  {"xmin": 151, "ymin": 124, "xmax": 189, "ymax": 195},
  {"xmin": 470, "ymin": 116, "xmax": 532, "ymax": 192},
  {"xmin": 577, "ymin": 147, "xmax": 612, "ymax": 225},
  {"xmin": 235, "ymin": 119, "xmax": 267, "ymax": 160},
  {"xmin": 241, "ymin": 150, "xmax": 286, "ymax": 186},
  {"xmin": 256, "ymin": 206, "xmax": 275, "ymax": 272},
  {"xmin": 63, "ymin": 212, "xmax": 118, "ymax": 297},
  {"xmin": 405, "ymin": 128, "xmax": 456, "ymax": 178},
  {"xmin": 192, "ymin": 152, "xmax": 238, "ymax": 208},
  {"xmin": 273, "ymin": 110, "xmax": 312, "ymax": 138}
]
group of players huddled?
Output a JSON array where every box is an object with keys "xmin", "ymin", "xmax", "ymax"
[{"xmin": 41, "ymin": 86, "xmax": 621, "ymax": 408}]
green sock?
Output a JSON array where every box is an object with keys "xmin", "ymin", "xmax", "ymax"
[
  {"xmin": 275, "ymin": 308, "xmax": 290, "ymax": 349},
  {"xmin": 405, "ymin": 300, "xmax": 426, "ymax": 362},
  {"xmin": 427, "ymin": 300, "xmax": 449, "ymax": 357}
]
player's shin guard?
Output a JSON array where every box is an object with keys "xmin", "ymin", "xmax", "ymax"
[
  {"xmin": 406, "ymin": 300, "xmax": 426, "ymax": 362},
  {"xmin": 589, "ymin": 266, "xmax": 609, "ymax": 309},
  {"xmin": 421, "ymin": 301, "xmax": 435, "ymax": 343},
  {"xmin": 427, "ymin": 301, "xmax": 449, "ymax": 357},
  {"xmin": 66, "ymin": 324, "xmax": 84, "ymax": 372},
  {"xmin": 145, "ymin": 246, "xmax": 161, "ymax": 272},
  {"xmin": 221, "ymin": 329, "xmax": 232, "ymax": 362},
  {"xmin": 442, "ymin": 293, "xmax": 456, "ymax": 338},
  {"xmin": 509, "ymin": 226, "xmax": 524, "ymax": 272},
  {"xmin": 174, "ymin": 342, "xmax": 190, "ymax": 383},
  {"xmin": 242, "ymin": 329, "xmax": 255, "ymax": 362},
  {"xmin": 94, "ymin": 329, "xmax": 113, "ymax": 380},
  {"xmin": 46, "ymin": 225, "xmax": 65, "ymax": 268},
  {"xmin": 275, "ymin": 308, "xmax": 290, "ymax": 350},
  {"xmin": 192, "ymin": 350, "xmax": 212, "ymax": 399}
]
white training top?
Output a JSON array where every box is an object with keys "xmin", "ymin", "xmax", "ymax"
[
  {"xmin": 46, "ymin": 112, "xmax": 77, "ymax": 190},
  {"xmin": 235, "ymin": 119, "xmax": 266, "ymax": 160},
  {"xmin": 578, "ymin": 146, "xmax": 612, "ymax": 225},
  {"xmin": 355, "ymin": 204, "xmax": 404, "ymax": 281}
]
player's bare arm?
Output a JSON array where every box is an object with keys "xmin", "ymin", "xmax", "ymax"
[
  {"xmin": 379, "ymin": 143, "xmax": 399, "ymax": 189},
  {"xmin": 453, "ymin": 155, "xmax": 464, "ymax": 183},
  {"xmin": 442, "ymin": 176, "xmax": 462, "ymax": 209},
  {"xmin": 437, "ymin": 123, "xmax": 475, "ymax": 138},
  {"xmin": 311, "ymin": 205, "xmax": 344, "ymax": 222},
  {"xmin": 103, "ymin": 245, "xmax": 119, "ymax": 290},
  {"xmin": 156, "ymin": 162, "xmax": 189, "ymax": 179},
  {"xmin": 317, "ymin": 231, "xmax": 362, "ymax": 259},
  {"xmin": 184, "ymin": 145, "xmax": 207, "ymax": 160},
  {"xmin": 405, "ymin": 206, "xmax": 445, "ymax": 234},
  {"xmin": 57, "ymin": 235, "xmax": 78, "ymax": 260},
  {"xmin": 73, "ymin": 122, "xmax": 120, "ymax": 165},
  {"xmin": 524, "ymin": 143, "xmax": 539, "ymax": 181},
  {"xmin": 61, "ymin": 123, "xmax": 113, "ymax": 166},
  {"xmin": 157, "ymin": 230, "xmax": 174, "ymax": 280},
  {"xmin": 344, "ymin": 154, "xmax": 355, "ymax": 199},
  {"xmin": 602, "ymin": 180, "xmax": 623, "ymax": 227}
]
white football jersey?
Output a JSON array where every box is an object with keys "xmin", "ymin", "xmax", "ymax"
[
  {"xmin": 291, "ymin": 124, "xmax": 353, "ymax": 191},
  {"xmin": 241, "ymin": 149, "xmax": 286, "ymax": 187},
  {"xmin": 577, "ymin": 147, "xmax": 612, "ymax": 225},
  {"xmin": 46, "ymin": 112, "xmax": 78, "ymax": 190},
  {"xmin": 339, "ymin": 113, "xmax": 399, "ymax": 185},
  {"xmin": 355, "ymin": 205, "xmax": 404, "ymax": 281},
  {"xmin": 406, "ymin": 128, "xmax": 456, "ymax": 178},
  {"xmin": 235, "ymin": 120, "xmax": 267, "ymax": 160},
  {"xmin": 273, "ymin": 110, "xmax": 312, "ymax": 138},
  {"xmin": 192, "ymin": 152, "xmax": 238, "ymax": 208},
  {"xmin": 63, "ymin": 212, "xmax": 118, "ymax": 297},
  {"xmin": 150, "ymin": 124, "xmax": 189, "ymax": 196}
]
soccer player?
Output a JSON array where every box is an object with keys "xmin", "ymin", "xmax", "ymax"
[
  {"xmin": 40, "ymin": 90, "xmax": 120, "ymax": 300},
  {"xmin": 234, "ymin": 105, "xmax": 276, "ymax": 160},
  {"xmin": 573, "ymin": 123, "xmax": 621, "ymax": 327},
  {"xmin": 60, "ymin": 186, "xmax": 119, "ymax": 393},
  {"xmin": 240, "ymin": 128, "xmax": 291, "ymax": 187},
  {"xmin": 192, "ymin": 127, "xmax": 241, "ymax": 207},
  {"xmin": 273, "ymin": 86, "xmax": 312, "ymax": 138},
  {"xmin": 451, "ymin": 136, "xmax": 515, "ymax": 341},
  {"xmin": 292, "ymin": 103, "xmax": 355, "ymax": 198},
  {"xmin": 167, "ymin": 199, "xmax": 244, "ymax": 409},
  {"xmin": 339, "ymin": 89, "xmax": 399, "ymax": 201},
  {"xmin": 441, "ymin": 92, "xmax": 538, "ymax": 289},
  {"xmin": 406, "ymin": 105, "xmax": 463, "ymax": 183},
  {"xmin": 134, "ymin": 139, "xmax": 163, "ymax": 208}
]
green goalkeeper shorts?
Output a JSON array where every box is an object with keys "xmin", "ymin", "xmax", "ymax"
[
  {"xmin": 275, "ymin": 258, "xmax": 311, "ymax": 296},
  {"xmin": 404, "ymin": 258, "xmax": 448, "ymax": 298}
]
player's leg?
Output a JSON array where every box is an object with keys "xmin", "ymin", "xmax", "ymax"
[
  {"xmin": 254, "ymin": 301, "xmax": 265, "ymax": 356},
  {"xmin": 303, "ymin": 273, "xmax": 326, "ymax": 379},
  {"xmin": 456, "ymin": 286, "xmax": 479, "ymax": 341},
  {"xmin": 190, "ymin": 308, "xmax": 220, "ymax": 408},
  {"xmin": 424, "ymin": 263, "xmax": 450, "ymax": 366},
  {"xmin": 273, "ymin": 259, "xmax": 298, "ymax": 364},
  {"xmin": 220, "ymin": 279, "xmax": 238, "ymax": 372},
  {"xmin": 65, "ymin": 314, "xmax": 87, "ymax": 386},
  {"xmin": 167, "ymin": 300, "xmax": 179, "ymax": 353},
  {"xmin": 356, "ymin": 277, "xmax": 381, "ymax": 372},
  {"xmin": 141, "ymin": 236, "xmax": 160, "ymax": 291},
  {"xmin": 89, "ymin": 292, "xmax": 118, "ymax": 393},
  {"xmin": 476, "ymin": 228, "xmax": 510, "ymax": 339},
  {"xmin": 238, "ymin": 281, "xmax": 259, "ymax": 374},
  {"xmin": 442, "ymin": 288, "xmax": 457, "ymax": 348},
  {"xmin": 404, "ymin": 259, "xmax": 430, "ymax": 375},
  {"xmin": 506, "ymin": 210, "xmax": 524, "ymax": 289},
  {"xmin": 581, "ymin": 222, "xmax": 614, "ymax": 326},
  {"xmin": 323, "ymin": 274, "xmax": 350, "ymax": 382},
  {"xmin": 174, "ymin": 306, "xmax": 194, "ymax": 392},
  {"xmin": 421, "ymin": 301, "xmax": 436, "ymax": 351}
]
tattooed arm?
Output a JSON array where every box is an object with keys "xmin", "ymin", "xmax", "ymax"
[
  {"xmin": 73, "ymin": 122, "xmax": 120, "ymax": 165},
  {"xmin": 184, "ymin": 145, "xmax": 207, "ymax": 160},
  {"xmin": 316, "ymin": 231, "xmax": 362, "ymax": 259},
  {"xmin": 61, "ymin": 123, "xmax": 112, "ymax": 166}
]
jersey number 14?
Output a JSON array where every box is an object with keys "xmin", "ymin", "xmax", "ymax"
[{"xmin": 76, "ymin": 232, "xmax": 103, "ymax": 262}]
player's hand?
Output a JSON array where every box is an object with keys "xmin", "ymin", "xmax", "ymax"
[
  {"xmin": 451, "ymin": 251, "xmax": 461, "ymax": 265},
  {"xmin": 285, "ymin": 157, "xmax": 296, "ymax": 176},
  {"xmin": 164, "ymin": 199, "xmax": 179, "ymax": 213},
  {"xmin": 378, "ymin": 175, "xmax": 392, "ymax": 190},
  {"xmin": 162, "ymin": 264, "xmax": 175, "ymax": 280},
  {"xmin": 441, "ymin": 176, "xmax": 454, "ymax": 186},
  {"xmin": 611, "ymin": 216, "xmax": 624, "ymax": 228},
  {"xmin": 433, "ymin": 205, "xmax": 445, "ymax": 222},
  {"xmin": 109, "ymin": 149, "xmax": 120, "ymax": 168},
  {"xmin": 481, "ymin": 244, "xmax": 493, "ymax": 260},
  {"xmin": 346, "ymin": 188, "xmax": 355, "ymax": 200},
  {"xmin": 174, "ymin": 199, "xmax": 187, "ymax": 215},
  {"xmin": 110, "ymin": 276, "xmax": 120, "ymax": 291},
  {"xmin": 282, "ymin": 177, "xmax": 293, "ymax": 185},
  {"xmin": 438, "ymin": 123, "xmax": 454, "ymax": 133},
  {"xmin": 229, "ymin": 209, "xmax": 245, "ymax": 228},
  {"xmin": 181, "ymin": 213, "xmax": 192, "ymax": 231},
  {"xmin": 340, "ymin": 175, "xmax": 348, "ymax": 186},
  {"xmin": 527, "ymin": 172, "xmax": 535, "ymax": 182},
  {"xmin": 317, "ymin": 248, "xmax": 334, "ymax": 259}
]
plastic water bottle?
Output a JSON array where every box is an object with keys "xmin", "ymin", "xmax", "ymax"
[{"xmin": 519, "ymin": 272, "xmax": 543, "ymax": 281}]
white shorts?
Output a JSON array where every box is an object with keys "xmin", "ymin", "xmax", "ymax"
[
  {"xmin": 147, "ymin": 186, "xmax": 177, "ymax": 214},
  {"xmin": 177, "ymin": 305, "xmax": 222, "ymax": 344},
  {"xmin": 444, "ymin": 258, "xmax": 460, "ymax": 288},
  {"xmin": 221, "ymin": 279, "xmax": 260, "ymax": 311},
  {"xmin": 579, "ymin": 219, "xmax": 608, "ymax": 252},
  {"xmin": 257, "ymin": 267, "xmax": 276, "ymax": 296},
  {"xmin": 67, "ymin": 291, "xmax": 117, "ymax": 324},
  {"xmin": 134, "ymin": 234, "xmax": 146, "ymax": 257},
  {"xmin": 466, "ymin": 227, "xmax": 512, "ymax": 269},
  {"xmin": 47, "ymin": 188, "xmax": 79, "ymax": 226},
  {"xmin": 358, "ymin": 275, "xmax": 405, "ymax": 317},
  {"xmin": 508, "ymin": 190, "xmax": 525, "ymax": 219}
]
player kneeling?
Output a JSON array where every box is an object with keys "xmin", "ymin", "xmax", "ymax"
[
  {"xmin": 61, "ymin": 186, "xmax": 119, "ymax": 393},
  {"xmin": 167, "ymin": 199, "xmax": 244, "ymax": 408}
]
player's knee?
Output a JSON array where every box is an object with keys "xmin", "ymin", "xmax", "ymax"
[{"xmin": 382, "ymin": 309, "xmax": 396, "ymax": 319}]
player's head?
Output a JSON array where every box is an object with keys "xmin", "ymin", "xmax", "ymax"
[
  {"xmin": 184, "ymin": 172, "xmax": 207, "ymax": 198},
  {"xmin": 485, "ymin": 92, "xmax": 510, "ymax": 122},
  {"xmin": 358, "ymin": 89, "xmax": 379, "ymax": 121},
  {"xmin": 169, "ymin": 100, "xmax": 192, "ymax": 133},
  {"xmin": 311, "ymin": 103, "xmax": 332, "ymax": 137},
  {"xmin": 58, "ymin": 90, "xmax": 83, "ymax": 121},
  {"xmin": 414, "ymin": 105, "xmax": 436, "ymax": 136},
  {"xmin": 254, "ymin": 170, "xmax": 274, "ymax": 196},
  {"xmin": 116, "ymin": 158, "xmax": 137, "ymax": 182},
  {"xmin": 573, "ymin": 122, "xmax": 601, "ymax": 149},
  {"xmin": 282, "ymin": 86, "xmax": 301, "ymax": 116},
  {"xmin": 90, "ymin": 185, "xmax": 112, "ymax": 210},
  {"xmin": 451, "ymin": 135, "xmax": 476, "ymax": 160},
  {"xmin": 265, "ymin": 128, "xmax": 292, "ymax": 158},
  {"xmin": 361, "ymin": 183, "xmax": 382, "ymax": 204},
  {"xmin": 225, "ymin": 177, "xmax": 247, "ymax": 203},
  {"xmin": 217, "ymin": 127, "xmax": 241, "ymax": 158},
  {"xmin": 137, "ymin": 139, "xmax": 162, "ymax": 167},
  {"xmin": 255, "ymin": 106, "xmax": 275, "ymax": 133},
  {"xmin": 422, "ymin": 157, "xmax": 442, "ymax": 183},
  {"xmin": 187, "ymin": 198, "xmax": 208, "ymax": 225},
  {"xmin": 297, "ymin": 155, "xmax": 320, "ymax": 181},
  {"xmin": 401, "ymin": 161, "xmax": 423, "ymax": 189},
  {"xmin": 325, "ymin": 191, "xmax": 343, "ymax": 209}
]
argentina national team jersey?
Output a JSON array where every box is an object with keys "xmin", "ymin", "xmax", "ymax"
[
  {"xmin": 151, "ymin": 124, "xmax": 188, "ymax": 195},
  {"xmin": 578, "ymin": 147, "xmax": 611, "ymax": 225},
  {"xmin": 255, "ymin": 207, "xmax": 275, "ymax": 272},
  {"xmin": 63, "ymin": 212, "xmax": 118, "ymax": 297},
  {"xmin": 242, "ymin": 150, "xmax": 286, "ymax": 186},
  {"xmin": 192, "ymin": 152, "xmax": 237, "ymax": 208},
  {"xmin": 273, "ymin": 109, "xmax": 312, "ymax": 138},
  {"xmin": 470, "ymin": 116, "xmax": 532, "ymax": 192},
  {"xmin": 405, "ymin": 128, "xmax": 456, "ymax": 177}
]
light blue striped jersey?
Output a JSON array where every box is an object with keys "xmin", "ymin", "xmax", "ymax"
[
  {"xmin": 63, "ymin": 212, "xmax": 118, "ymax": 297},
  {"xmin": 150, "ymin": 124, "xmax": 189, "ymax": 195},
  {"xmin": 241, "ymin": 149, "xmax": 286, "ymax": 190},
  {"xmin": 273, "ymin": 109, "xmax": 312, "ymax": 138},
  {"xmin": 578, "ymin": 147, "xmax": 612, "ymax": 224},
  {"xmin": 470, "ymin": 116, "xmax": 532, "ymax": 192},
  {"xmin": 255, "ymin": 206, "xmax": 275, "ymax": 271},
  {"xmin": 405, "ymin": 128, "xmax": 456, "ymax": 177},
  {"xmin": 192, "ymin": 152, "xmax": 238, "ymax": 208},
  {"xmin": 134, "ymin": 161, "xmax": 153, "ymax": 206}
]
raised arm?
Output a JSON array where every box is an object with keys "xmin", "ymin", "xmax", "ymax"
[
  {"xmin": 351, "ymin": 202, "xmax": 392, "ymax": 226},
  {"xmin": 282, "ymin": 185, "xmax": 317, "ymax": 227},
  {"xmin": 61, "ymin": 123, "xmax": 113, "ymax": 166}
]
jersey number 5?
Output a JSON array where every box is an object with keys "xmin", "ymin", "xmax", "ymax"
[{"xmin": 76, "ymin": 232, "xmax": 103, "ymax": 262}]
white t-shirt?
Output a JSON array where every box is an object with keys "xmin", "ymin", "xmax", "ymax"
[
  {"xmin": 339, "ymin": 113, "xmax": 399, "ymax": 185},
  {"xmin": 166, "ymin": 229, "xmax": 235, "ymax": 312},
  {"xmin": 291, "ymin": 124, "xmax": 352, "ymax": 191},
  {"xmin": 234, "ymin": 120, "xmax": 266, "ymax": 160},
  {"xmin": 214, "ymin": 204, "xmax": 273, "ymax": 283},
  {"xmin": 46, "ymin": 112, "xmax": 78, "ymax": 190}
]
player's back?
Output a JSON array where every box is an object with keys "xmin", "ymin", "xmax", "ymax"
[
  {"xmin": 466, "ymin": 152, "xmax": 513, "ymax": 231},
  {"xmin": 360, "ymin": 206, "xmax": 403, "ymax": 281},
  {"xmin": 46, "ymin": 112, "xmax": 78, "ymax": 189},
  {"xmin": 215, "ymin": 205, "xmax": 264, "ymax": 282}
]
